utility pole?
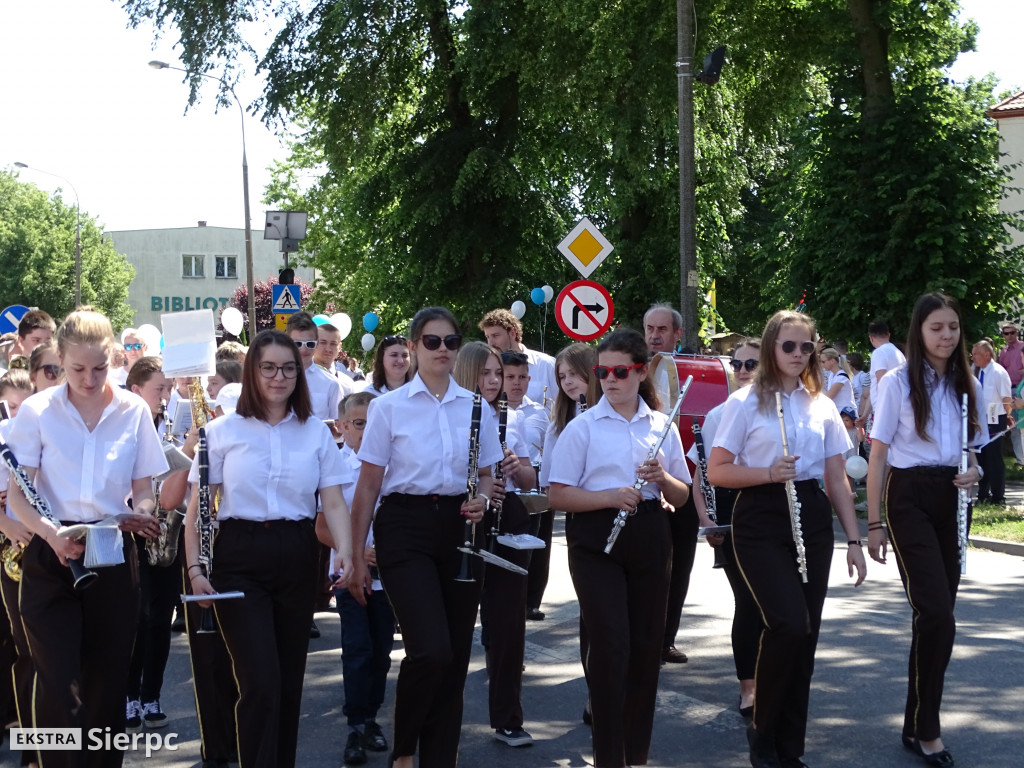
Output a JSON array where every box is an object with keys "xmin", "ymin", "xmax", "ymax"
[{"xmin": 676, "ymin": 0, "xmax": 699, "ymax": 352}]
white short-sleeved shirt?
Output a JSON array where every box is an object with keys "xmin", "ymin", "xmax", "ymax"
[
  {"xmin": 188, "ymin": 410, "xmax": 349, "ymax": 522},
  {"xmin": 512, "ymin": 397, "xmax": 547, "ymax": 465},
  {"xmin": 305, "ymin": 363, "xmax": 344, "ymax": 422},
  {"xmin": 974, "ymin": 360, "xmax": 1011, "ymax": 423},
  {"xmin": 524, "ymin": 348, "xmax": 557, "ymax": 412},
  {"xmin": 825, "ymin": 369, "xmax": 856, "ymax": 415},
  {"xmin": 548, "ymin": 396, "xmax": 691, "ymax": 499},
  {"xmin": 0, "ymin": 419, "xmax": 14, "ymax": 507},
  {"xmin": 869, "ymin": 342, "xmax": 906, "ymax": 406},
  {"xmin": 337, "ymin": 444, "xmax": 382, "ymax": 590},
  {"xmin": 538, "ymin": 401, "xmax": 585, "ymax": 488},
  {"xmin": 8, "ymin": 384, "xmax": 168, "ymax": 522},
  {"xmin": 357, "ymin": 374, "xmax": 503, "ymax": 497},
  {"xmin": 871, "ymin": 365, "xmax": 986, "ymax": 468},
  {"xmin": 686, "ymin": 401, "xmax": 725, "ymax": 467},
  {"xmin": 500, "ymin": 409, "xmax": 532, "ymax": 492},
  {"xmin": 713, "ymin": 383, "xmax": 851, "ymax": 480},
  {"xmin": 852, "ymin": 371, "xmax": 870, "ymax": 410}
]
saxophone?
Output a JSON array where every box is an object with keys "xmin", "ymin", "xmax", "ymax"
[
  {"xmin": 775, "ymin": 392, "xmax": 808, "ymax": 583},
  {"xmin": 146, "ymin": 399, "xmax": 187, "ymax": 567}
]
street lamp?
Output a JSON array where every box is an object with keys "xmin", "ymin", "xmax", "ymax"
[
  {"xmin": 149, "ymin": 60, "xmax": 257, "ymax": 336},
  {"xmin": 14, "ymin": 161, "xmax": 82, "ymax": 307}
]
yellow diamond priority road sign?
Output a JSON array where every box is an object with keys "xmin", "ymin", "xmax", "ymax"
[{"xmin": 558, "ymin": 217, "xmax": 614, "ymax": 278}]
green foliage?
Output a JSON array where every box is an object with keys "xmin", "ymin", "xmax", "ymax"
[{"xmin": 0, "ymin": 169, "xmax": 135, "ymax": 329}]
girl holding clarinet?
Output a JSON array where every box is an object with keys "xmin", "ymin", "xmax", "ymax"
[
  {"xmin": 348, "ymin": 307, "xmax": 501, "ymax": 768},
  {"xmin": 6, "ymin": 307, "xmax": 167, "ymax": 768},
  {"xmin": 707, "ymin": 310, "xmax": 866, "ymax": 768},
  {"xmin": 548, "ymin": 328, "xmax": 690, "ymax": 768},
  {"xmin": 866, "ymin": 293, "xmax": 983, "ymax": 768}
]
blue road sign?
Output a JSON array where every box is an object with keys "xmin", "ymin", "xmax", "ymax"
[
  {"xmin": 0, "ymin": 305, "xmax": 31, "ymax": 335},
  {"xmin": 271, "ymin": 285, "xmax": 302, "ymax": 314}
]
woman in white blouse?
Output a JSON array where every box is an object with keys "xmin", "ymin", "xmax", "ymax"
[
  {"xmin": 707, "ymin": 310, "xmax": 866, "ymax": 768},
  {"xmin": 186, "ymin": 329, "xmax": 353, "ymax": 768},
  {"xmin": 548, "ymin": 328, "xmax": 690, "ymax": 768},
  {"xmin": 7, "ymin": 307, "xmax": 167, "ymax": 768},
  {"xmin": 367, "ymin": 334, "xmax": 413, "ymax": 395}
]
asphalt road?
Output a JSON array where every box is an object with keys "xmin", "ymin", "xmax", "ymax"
[{"xmin": 5, "ymin": 516, "xmax": 1022, "ymax": 767}]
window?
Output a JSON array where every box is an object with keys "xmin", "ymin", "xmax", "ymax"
[
  {"xmin": 215, "ymin": 255, "xmax": 238, "ymax": 279},
  {"xmin": 182, "ymin": 254, "xmax": 205, "ymax": 278}
]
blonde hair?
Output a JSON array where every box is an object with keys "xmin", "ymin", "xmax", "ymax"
[
  {"xmin": 754, "ymin": 311, "xmax": 823, "ymax": 411},
  {"xmin": 820, "ymin": 347, "xmax": 853, "ymax": 378},
  {"xmin": 453, "ymin": 341, "xmax": 503, "ymax": 410},
  {"xmin": 56, "ymin": 306, "xmax": 116, "ymax": 359}
]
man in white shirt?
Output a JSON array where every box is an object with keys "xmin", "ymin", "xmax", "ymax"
[
  {"xmin": 857, "ymin": 320, "xmax": 906, "ymax": 429},
  {"xmin": 314, "ymin": 322, "xmax": 355, "ymax": 397},
  {"xmin": 479, "ymin": 309, "xmax": 556, "ymax": 412},
  {"xmin": 972, "ymin": 339, "xmax": 1012, "ymax": 504}
]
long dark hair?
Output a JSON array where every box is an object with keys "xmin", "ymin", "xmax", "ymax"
[
  {"xmin": 596, "ymin": 329, "xmax": 661, "ymax": 411},
  {"xmin": 236, "ymin": 330, "xmax": 313, "ymax": 423},
  {"xmin": 551, "ymin": 343, "xmax": 602, "ymax": 435},
  {"xmin": 906, "ymin": 293, "xmax": 979, "ymax": 441},
  {"xmin": 371, "ymin": 334, "xmax": 412, "ymax": 391}
]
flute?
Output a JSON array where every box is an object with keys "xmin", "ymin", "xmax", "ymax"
[
  {"xmin": 604, "ymin": 375, "xmax": 693, "ymax": 554},
  {"xmin": 775, "ymin": 392, "xmax": 808, "ymax": 583},
  {"xmin": 958, "ymin": 393, "xmax": 969, "ymax": 575}
]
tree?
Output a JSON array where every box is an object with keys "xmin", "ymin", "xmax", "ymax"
[
  {"xmin": 229, "ymin": 275, "xmax": 315, "ymax": 334},
  {"xmin": 0, "ymin": 169, "xmax": 136, "ymax": 328}
]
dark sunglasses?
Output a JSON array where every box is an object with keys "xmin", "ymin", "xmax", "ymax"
[
  {"xmin": 39, "ymin": 364, "xmax": 62, "ymax": 381},
  {"xmin": 124, "ymin": 343, "xmax": 144, "ymax": 351},
  {"xmin": 777, "ymin": 340, "xmax": 816, "ymax": 355},
  {"xmin": 421, "ymin": 334, "xmax": 462, "ymax": 351},
  {"xmin": 293, "ymin": 340, "xmax": 317, "ymax": 350},
  {"xmin": 382, "ymin": 335, "xmax": 407, "ymax": 347},
  {"xmin": 730, "ymin": 359, "xmax": 758, "ymax": 372},
  {"xmin": 593, "ymin": 363, "xmax": 643, "ymax": 380},
  {"xmin": 1003, "ymin": 329, "xmax": 1017, "ymax": 336}
]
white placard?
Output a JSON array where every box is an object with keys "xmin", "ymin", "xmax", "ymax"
[{"xmin": 161, "ymin": 310, "xmax": 217, "ymax": 377}]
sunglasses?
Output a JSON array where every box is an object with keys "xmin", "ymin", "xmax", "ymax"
[
  {"xmin": 593, "ymin": 363, "xmax": 643, "ymax": 380},
  {"xmin": 730, "ymin": 359, "xmax": 758, "ymax": 372},
  {"xmin": 39, "ymin": 364, "xmax": 62, "ymax": 381},
  {"xmin": 382, "ymin": 335, "xmax": 407, "ymax": 347},
  {"xmin": 258, "ymin": 362, "xmax": 300, "ymax": 379},
  {"xmin": 1003, "ymin": 329, "xmax": 1017, "ymax": 336},
  {"xmin": 293, "ymin": 340, "xmax": 318, "ymax": 350},
  {"xmin": 777, "ymin": 340, "xmax": 816, "ymax": 355},
  {"xmin": 124, "ymin": 343, "xmax": 144, "ymax": 351},
  {"xmin": 421, "ymin": 334, "xmax": 462, "ymax": 351}
]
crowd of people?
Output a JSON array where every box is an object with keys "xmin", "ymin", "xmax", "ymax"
[{"xmin": 0, "ymin": 293, "xmax": 1010, "ymax": 768}]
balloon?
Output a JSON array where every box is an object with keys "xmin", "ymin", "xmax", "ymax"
[
  {"xmin": 542, "ymin": 285, "xmax": 554, "ymax": 303},
  {"xmin": 845, "ymin": 456, "xmax": 868, "ymax": 480},
  {"xmin": 511, "ymin": 300, "xmax": 526, "ymax": 319},
  {"xmin": 220, "ymin": 306, "xmax": 244, "ymax": 336},
  {"xmin": 312, "ymin": 313, "xmax": 331, "ymax": 326},
  {"xmin": 530, "ymin": 287, "xmax": 545, "ymax": 305},
  {"xmin": 363, "ymin": 312, "xmax": 379, "ymax": 332},
  {"xmin": 136, "ymin": 324, "xmax": 162, "ymax": 353},
  {"xmin": 330, "ymin": 313, "xmax": 353, "ymax": 340}
]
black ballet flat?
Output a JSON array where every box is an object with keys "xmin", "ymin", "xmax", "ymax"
[
  {"xmin": 738, "ymin": 697, "xmax": 754, "ymax": 719},
  {"xmin": 910, "ymin": 739, "xmax": 955, "ymax": 768}
]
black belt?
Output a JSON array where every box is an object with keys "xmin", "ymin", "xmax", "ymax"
[
  {"xmin": 219, "ymin": 517, "xmax": 314, "ymax": 530},
  {"xmin": 893, "ymin": 465, "xmax": 957, "ymax": 477},
  {"xmin": 572, "ymin": 498, "xmax": 663, "ymax": 517},
  {"xmin": 384, "ymin": 493, "xmax": 466, "ymax": 505}
]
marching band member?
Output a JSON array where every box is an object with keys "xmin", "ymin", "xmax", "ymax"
[
  {"xmin": 186, "ymin": 329, "xmax": 353, "ymax": 768},
  {"xmin": 707, "ymin": 310, "xmax": 866, "ymax": 768},
  {"xmin": 866, "ymin": 293, "xmax": 984, "ymax": 768},
  {"xmin": 367, "ymin": 334, "xmax": 413, "ymax": 395},
  {"xmin": 7, "ymin": 307, "xmax": 167, "ymax": 768},
  {"xmin": 479, "ymin": 309, "xmax": 557, "ymax": 411},
  {"xmin": 548, "ymin": 328, "xmax": 690, "ymax": 768},
  {"xmin": 29, "ymin": 342, "xmax": 64, "ymax": 393},
  {"xmin": 349, "ymin": 307, "xmax": 501, "ymax": 768},
  {"xmin": 688, "ymin": 338, "xmax": 761, "ymax": 718}
]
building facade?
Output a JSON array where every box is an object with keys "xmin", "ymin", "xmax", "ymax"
[
  {"xmin": 105, "ymin": 223, "xmax": 315, "ymax": 328},
  {"xmin": 989, "ymin": 91, "xmax": 1024, "ymax": 250}
]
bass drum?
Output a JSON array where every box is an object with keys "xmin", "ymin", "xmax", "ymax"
[{"xmin": 671, "ymin": 355, "xmax": 735, "ymax": 460}]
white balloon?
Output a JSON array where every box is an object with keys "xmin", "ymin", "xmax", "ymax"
[
  {"xmin": 511, "ymin": 300, "xmax": 527, "ymax": 319},
  {"xmin": 220, "ymin": 306, "xmax": 245, "ymax": 336},
  {"xmin": 361, "ymin": 332, "xmax": 376, "ymax": 352},
  {"xmin": 330, "ymin": 313, "xmax": 353, "ymax": 340},
  {"xmin": 542, "ymin": 285, "xmax": 554, "ymax": 303},
  {"xmin": 136, "ymin": 324, "xmax": 162, "ymax": 353},
  {"xmin": 845, "ymin": 455, "xmax": 868, "ymax": 480}
]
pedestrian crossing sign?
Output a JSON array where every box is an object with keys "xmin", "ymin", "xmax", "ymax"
[{"xmin": 271, "ymin": 284, "xmax": 301, "ymax": 314}]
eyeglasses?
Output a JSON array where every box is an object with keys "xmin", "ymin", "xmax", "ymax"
[
  {"xmin": 293, "ymin": 340, "xmax": 317, "ymax": 350},
  {"xmin": 346, "ymin": 418, "xmax": 367, "ymax": 428},
  {"xmin": 730, "ymin": 359, "xmax": 758, "ymax": 372},
  {"xmin": 777, "ymin": 340, "xmax": 816, "ymax": 355},
  {"xmin": 593, "ymin": 363, "xmax": 643, "ymax": 380},
  {"xmin": 1003, "ymin": 329, "xmax": 1017, "ymax": 336},
  {"xmin": 124, "ymin": 343, "xmax": 144, "ymax": 351},
  {"xmin": 258, "ymin": 362, "xmax": 300, "ymax": 379},
  {"xmin": 39, "ymin": 364, "xmax": 62, "ymax": 381},
  {"xmin": 421, "ymin": 334, "xmax": 462, "ymax": 351}
]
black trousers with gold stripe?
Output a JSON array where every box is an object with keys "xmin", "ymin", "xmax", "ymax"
[
  {"xmin": 732, "ymin": 481, "xmax": 834, "ymax": 762},
  {"xmin": 885, "ymin": 466, "xmax": 961, "ymax": 743},
  {"xmin": 1, "ymin": 563, "xmax": 36, "ymax": 766}
]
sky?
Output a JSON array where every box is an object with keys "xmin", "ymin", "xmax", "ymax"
[{"xmin": 1, "ymin": 0, "xmax": 1021, "ymax": 234}]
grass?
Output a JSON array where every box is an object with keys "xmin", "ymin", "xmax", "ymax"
[{"xmin": 972, "ymin": 502, "xmax": 1024, "ymax": 543}]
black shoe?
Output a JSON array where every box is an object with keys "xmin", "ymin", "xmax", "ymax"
[
  {"xmin": 309, "ymin": 620, "xmax": 321, "ymax": 639},
  {"xmin": 747, "ymin": 723, "xmax": 781, "ymax": 768},
  {"xmin": 527, "ymin": 607, "xmax": 545, "ymax": 621},
  {"xmin": 170, "ymin": 612, "xmax": 186, "ymax": 632},
  {"xmin": 582, "ymin": 698, "xmax": 592, "ymax": 726},
  {"xmin": 344, "ymin": 731, "xmax": 367, "ymax": 765},
  {"xmin": 662, "ymin": 646, "xmax": 688, "ymax": 663},
  {"xmin": 493, "ymin": 727, "xmax": 533, "ymax": 747},
  {"xmin": 738, "ymin": 697, "xmax": 754, "ymax": 719},
  {"xmin": 909, "ymin": 738, "xmax": 955, "ymax": 767},
  {"xmin": 361, "ymin": 721, "xmax": 388, "ymax": 752}
]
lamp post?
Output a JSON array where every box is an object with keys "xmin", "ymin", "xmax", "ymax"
[
  {"xmin": 14, "ymin": 162, "xmax": 82, "ymax": 307},
  {"xmin": 149, "ymin": 60, "xmax": 257, "ymax": 336}
]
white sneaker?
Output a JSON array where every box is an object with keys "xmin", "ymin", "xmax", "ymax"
[{"xmin": 125, "ymin": 699, "xmax": 143, "ymax": 733}]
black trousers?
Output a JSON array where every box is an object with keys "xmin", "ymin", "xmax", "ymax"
[
  {"xmin": 525, "ymin": 508, "xmax": 553, "ymax": 611},
  {"xmin": 1, "ymin": 565, "xmax": 35, "ymax": 766},
  {"xmin": 732, "ymin": 482, "xmax": 834, "ymax": 762},
  {"xmin": 977, "ymin": 416, "xmax": 1007, "ymax": 502},
  {"xmin": 479, "ymin": 494, "xmax": 530, "ymax": 731},
  {"xmin": 567, "ymin": 500, "xmax": 671, "ymax": 768},
  {"xmin": 663, "ymin": 493, "xmax": 698, "ymax": 648},
  {"xmin": 374, "ymin": 493, "xmax": 483, "ymax": 768},
  {"xmin": 126, "ymin": 538, "xmax": 181, "ymax": 703},
  {"xmin": 19, "ymin": 533, "xmax": 140, "ymax": 768},
  {"xmin": 212, "ymin": 518, "xmax": 319, "ymax": 768},
  {"xmin": 886, "ymin": 467, "xmax": 961, "ymax": 743},
  {"xmin": 182, "ymin": 556, "xmax": 238, "ymax": 764}
]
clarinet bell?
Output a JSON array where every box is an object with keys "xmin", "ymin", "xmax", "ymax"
[
  {"xmin": 69, "ymin": 557, "xmax": 98, "ymax": 591},
  {"xmin": 196, "ymin": 606, "xmax": 217, "ymax": 634},
  {"xmin": 454, "ymin": 549, "xmax": 475, "ymax": 583}
]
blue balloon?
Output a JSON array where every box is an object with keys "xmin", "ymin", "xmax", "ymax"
[
  {"xmin": 363, "ymin": 312, "xmax": 379, "ymax": 332},
  {"xmin": 530, "ymin": 287, "xmax": 545, "ymax": 305}
]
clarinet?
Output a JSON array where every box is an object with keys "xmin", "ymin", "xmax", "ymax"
[
  {"xmin": 604, "ymin": 375, "xmax": 692, "ymax": 554},
  {"xmin": 692, "ymin": 417, "xmax": 726, "ymax": 569},
  {"xmin": 194, "ymin": 425, "xmax": 217, "ymax": 632},
  {"xmin": 455, "ymin": 388, "xmax": 482, "ymax": 582},
  {"xmin": 488, "ymin": 393, "xmax": 509, "ymax": 553},
  {"xmin": 958, "ymin": 393, "xmax": 969, "ymax": 575},
  {"xmin": 775, "ymin": 392, "xmax": 808, "ymax": 583},
  {"xmin": 0, "ymin": 440, "xmax": 98, "ymax": 591},
  {"xmin": 579, "ymin": 393, "xmax": 588, "ymax": 413}
]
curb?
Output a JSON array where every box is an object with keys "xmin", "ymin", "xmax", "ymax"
[{"xmin": 969, "ymin": 536, "xmax": 1024, "ymax": 557}]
